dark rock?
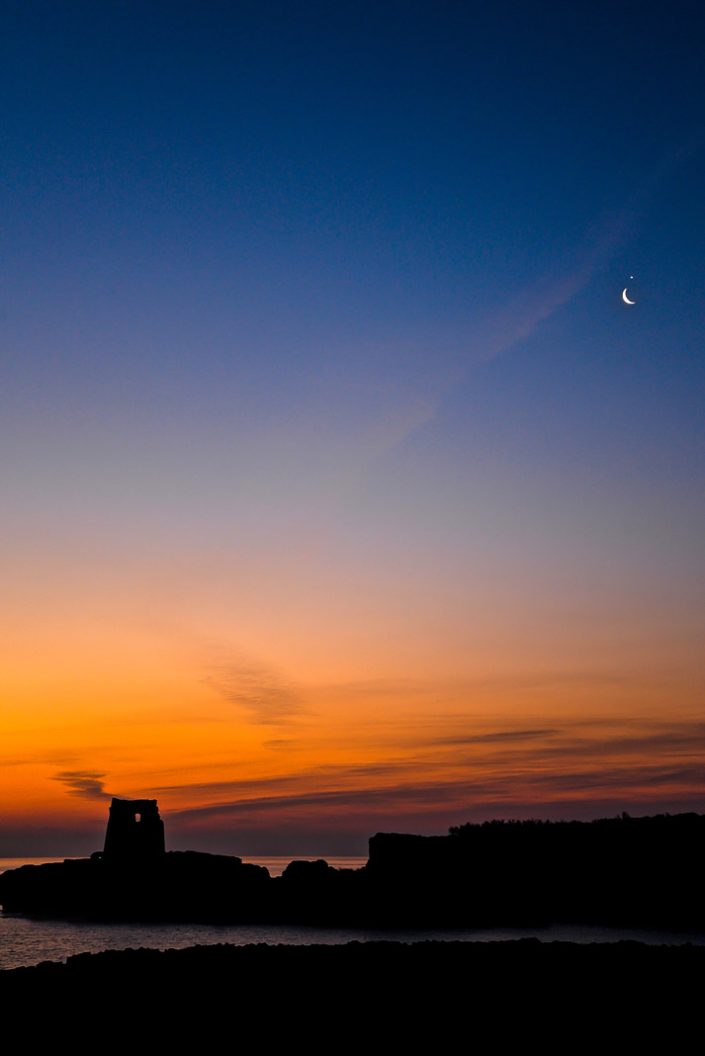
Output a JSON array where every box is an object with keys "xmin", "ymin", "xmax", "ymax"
[
  {"xmin": 281, "ymin": 858, "xmax": 331, "ymax": 881},
  {"xmin": 2, "ymin": 805, "xmax": 705, "ymax": 929},
  {"xmin": 2, "ymin": 940, "xmax": 703, "ymax": 1046}
]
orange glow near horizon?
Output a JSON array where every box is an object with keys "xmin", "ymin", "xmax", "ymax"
[
  {"xmin": 3, "ymin": 574, "xmax": 704, "ymax": 854},
  {"xmin": 3, "ymin": 0, "xmax": 705, "ymax": 861},
  {"xmin": 3, "ymin": 394, "xmax": 704, "ymax": 855}
]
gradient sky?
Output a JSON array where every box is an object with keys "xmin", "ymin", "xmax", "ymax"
[{"xmin": 2, "ymin": 2, "xmax": 705, "ymax": 855}]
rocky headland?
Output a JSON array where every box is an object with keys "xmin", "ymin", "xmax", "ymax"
[{"xmin": 2, "ymin": 800, "xmax": 704, "ymax": 929}]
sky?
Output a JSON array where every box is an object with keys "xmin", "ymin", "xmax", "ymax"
[{"xmin": 2, "ymin": 1, "xmax": 705, "ymax": 856}]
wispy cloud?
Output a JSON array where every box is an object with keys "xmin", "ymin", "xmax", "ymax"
[
  {"xmin": 164, "ymin": 715, "xmax": 705, "ymax": 830},
  {"xmin": 204, "ymin": 658, "xmax": 304, "ymax": 725},
  {"xmin": 432, "ymin": 727, "xmax": 560, "ymax": 746},
  {"xmin": 310, "ymin": 670, "xmax": 630, "ymax": 706},
  {"xmin": 153, "ymin": 761, "xmax": 418, "ymax": 801},
  {"xmin": 169, "ymin": 760, "xmax": 705, "ymax": 826},
  {"xmin": 53, "ymin": 770, "xmax": 112, "ymax": 800},
  {"xmin": 468, "ymin": 139, "xmax": 696, "ymax": 371},
  {"xmin": 1, "ymin": 750, "xmax": 83, "ymax": 768},
  {"xmin": 379, "ymin": 144, "xmax": 697, "ymax": 456},
  {"xmin": 473, "ymin": 264, "xmax": 595, "ymax": 366}
]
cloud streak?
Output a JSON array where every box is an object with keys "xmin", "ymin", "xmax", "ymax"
[
  {"xmin": 469, "ymin": 139, "xmax": 695, "ymax": 371},
  {"xmin": 164, "ymin": 715, "xmax": 705, "ymax": 832},
  {"xmin": 53, "ymin": 771, "xmax": 112, "ymax": 800},
  {"xmin": 204, "ymin": 658, "xmax": 304, "ymax": 725},
  {"xmin": 381, "ymin": 142, "xmax": 698, "ymax": 457},
  {"xmin": 170, "ymin": 761, "xmax": 705, "ymax": 826},
  {"xmin": 432, "ymin": 728, "xmax": 560, "ymax": 746}
]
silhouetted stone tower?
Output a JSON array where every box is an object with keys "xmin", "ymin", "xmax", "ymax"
[{"xmin": 103, "ymin": 798, "xmax": 166, "ymax": 858}]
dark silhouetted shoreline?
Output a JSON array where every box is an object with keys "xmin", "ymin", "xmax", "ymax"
[
  {"xmin": 2, "ymin": 804, "xmax": 705, "ymax": 930},
  {"xmin": 3, "ymin": 939, "xmax": 703, "ymax": 1044}
]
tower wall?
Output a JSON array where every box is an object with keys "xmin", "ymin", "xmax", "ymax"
[{"xmin": 103, "ymin": 797, "xmax": 166, "ymax": 858}]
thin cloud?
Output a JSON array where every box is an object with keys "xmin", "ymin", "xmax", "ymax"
[
  {"xmin": 166, "ymin": 715, "xmax": 705, "ymax": 827},
  {"xmin": 482, "ymin": 724, "xmax": 705, "ymax": 768},
  {"xmin": 527, "ymin": 764, "xmax": 705, "ymax": 795},
  {"xmin": 154, "ymin": 761, "xmax": 418, "ymax": 799},
  {"xmin": 382, "ymin": 142, "xmax": 697, "ymax": 455},
  {"xmin": 204, "ymin": 658, "xmax": 304, "ymax": 726},
  {"xmin": 53, "ymin": 771, "xmax": 112, "ymax": 800},
  {"xmin": 1, "ymin": 750, "xmax": 83, "ymax": 768},
  {"xmin": 317, "ymin": 669, "xmax": 630, "ymax": 701},
  {"xmin": 471, "ymin": 139, "xmax": 695, "ymax": 371},
  {"xmin": 432, "ymin": 728, "xmax": 560, "ymax": 746},
  {"xmin": 170, "ymin": 761, "xmax": 705, "ymax": 825},
  {"xmin": 475, "ymin": 264, "xmax": 594, "ymax": 366}
]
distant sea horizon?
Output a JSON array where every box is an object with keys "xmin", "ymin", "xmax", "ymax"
[{"xmin": 0, "ymin": 855, "xmax": 369, "ymax": 877}]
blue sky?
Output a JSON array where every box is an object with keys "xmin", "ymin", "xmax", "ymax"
[{"xmin": 2, "ymin": 2, "xmax": 705, "ymax": 853}]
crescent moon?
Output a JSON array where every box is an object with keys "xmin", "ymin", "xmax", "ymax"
[{"xmin": 622, "ymin": 288, "xmax": 636, "ymax": 305}]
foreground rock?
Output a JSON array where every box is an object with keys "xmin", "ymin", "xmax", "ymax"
[{"xmin": 2, "ymin": 940, "xmax": 703, "ymax": 1043}]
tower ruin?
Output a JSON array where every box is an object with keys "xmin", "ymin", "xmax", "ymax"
[{"xmin": 103, "ymin": 797, "xmax": 166, "ymax": 858}]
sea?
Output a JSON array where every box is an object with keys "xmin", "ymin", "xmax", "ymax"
[{"xmin": 2, "ymin": 856, "xmax": 705, "ymax": 970}]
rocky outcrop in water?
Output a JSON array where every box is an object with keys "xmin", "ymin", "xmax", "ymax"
[{"xmin": 2, "ymin": 806, "xmax": 704, "ymax": 928}]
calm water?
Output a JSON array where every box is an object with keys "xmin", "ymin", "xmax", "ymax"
[{"xmin": 2, "ymin": 857, "xmax": 705, "ymax": 970}]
